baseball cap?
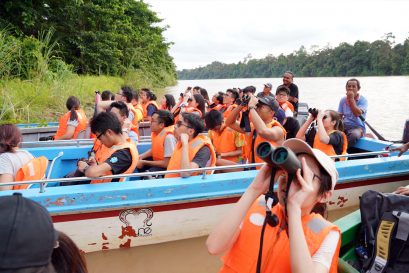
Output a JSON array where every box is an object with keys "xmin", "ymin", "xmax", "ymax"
[
  {"xmin": 282, "ymin": 138, "xmax": 338, "ymax": 191},
  {"xmin": 0, "ymin": 193, "xmax": 57, "ymax": 270},
  {"xmin": 258, "ymin": 95, "xmax": 279, "ymax": 112},
  {"xmin": 264, "ymin": 83, "xmax": 272, "ymax": 89}
]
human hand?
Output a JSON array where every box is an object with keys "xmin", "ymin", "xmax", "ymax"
[
  {"xmin": 287, "ymin": 157, "xmax": 316, "ymax": 214},
  {"xmin": 247, "ymin": 94, "xmax": 258, "ymax": 108},
  {"xmin": 346, "ymin": 90, "xmax": 355, "ymax": 100},
  {"xmin": 248, "ymin": 165, "xmax": 273, "ymax": 196},
  {"xmin": 316, "ymin": 110, "xmax": 325, "ymax": 121},
  {"xmin": 78, "ymin": 161, "xmax": 89, "ymax": 173},
  {"xmin": 136, "ymin": 160, "xmax": 144, "ymax": 169},
  {"xmin": 88, "ymin": 157, "xmax": 97, "ymax": 166},
  {"xmin": 390, "ymin": 143, "xmax": 409, "ymax": 157},
  {"xmin": 180, "ymin": 133, "xmax": 189, "ymax": 145},
  {"xmin": 394, "ymin": 186, "xmax": 409, "ymax": 196}
]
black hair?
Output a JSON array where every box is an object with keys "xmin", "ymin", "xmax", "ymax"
[
  {"xmin": 121, "ymin": 86, "xmax": 134, "ymax": 103},
  {"xmin": 153, "ymin": 110, "xmax": 174, "ymax": 127},
  {"xmin": 193, "ymin": 94, "xmax": 206, "ymax": 118},
  {"xmin": 193, "ymin": 86, "xmax": 201, "ymax": 91},
  {"xmin": 110, "ymin": 101, "xmax": 129, "ymax": 118},
  {"xmin": 275, "ymin": 85, "xmax": 290, "ymax": 95},
  {"xmin": 311, "ymin": 165, "xmax": 333, "ymax": 218},
  {"xmin": 200, "ymin": 88, "xmax": 210, "ymax": 101},
  {"xmin": 141, "ymin": 88, "xmax": 157, "ymax": 101},
  {"xmin": 242, "ymin": 86, "xmax": 256, "ymax": 94},
  {"xmin": 131, "ymin": 90, "xmax": 139, "ymax": 102},
  {"xmin": 346, "ymin": 78, "xmax": 361, "ymax": 90},
  {"xmin": 52, "ymin": 231, "xmax": 88, "ymax": 273},
  {"xmin": 101, "ymin": 90, "xmax": 113, "ymax": 101},
  {"xmin": 164, "ymin": 94, "xmax": 176, "ymax": 111},
  {"xmin": 181, "ymin": 112, "xmax": 205, "ymax": 138},
  {"xmin": 204, "ymin": 110, "xmax": 223, "ymax": 130},
  {"xmin": 226, "ymin": 89, "xmax": 239, "ymax": 101},
  {"xmin": 215, "ymin": 92, "xmax": 224, "ymax": 104},
  {"xmin": 66, "ymin": 96, "xmax": 80, "ymax": 121},
  {"xmin": 90, "ymin": 112, "xmax": 122, "ymax": 135},
  {"xmin": 284, "ymin": 71, "xmax": 295, "ymax": 78}
]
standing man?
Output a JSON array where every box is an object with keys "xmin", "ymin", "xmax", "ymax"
[
  {"xmin": 256, "ymin": 83, "xmax": 274, "ymax": 98},
  {"xmin": 338, "ymin": 78, "xmax": 368, "ymax": 149},
  {"xmin": 282, "ymin": 71, "xmax": 299, "ymax": 115}
]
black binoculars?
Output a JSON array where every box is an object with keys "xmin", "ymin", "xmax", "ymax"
[
  {"xmin": 308, "ymin": 108, "xmax": 319, "ymax": 118},
  {"xmin": 256, "ymin": 141, "xmax": 301, "ymax": 174}
]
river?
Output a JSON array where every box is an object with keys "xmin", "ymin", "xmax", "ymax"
[{"xmin": 165, "ymin": 76, "xmax": 409, "ymax": 141}]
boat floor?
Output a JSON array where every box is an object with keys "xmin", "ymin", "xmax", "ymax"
[{"xmin": 85, "ymin": 205, "xmax": 358, "ymax": 273}]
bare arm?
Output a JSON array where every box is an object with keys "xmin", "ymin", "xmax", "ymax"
[
  {"xmin": 84, "ymin": 162, "xmax": 112, "ymax": 178},
  {"xmin": 139, "ymin": 149, "xmax": 152, "ymax": 160},
  {"xmin": 142, "ymin": 157, "xmax": 170, "ymax": 169},
  {"xmin": 249, "ymin": 108, "xmax": 283, "ymax": 142},
  {"xmin": 296, "ymin": 115, "xmax": 314, "ymax": 141},
  {"xmin": 225, "ymin": 104, "xmax": 246, "ymax": 134},
  {"xmin": 54, "ymin": 125, "xmax": 75, "ymax": 140},
  {"xmin": 180, "ymin": 133, "xmax": 198, "ymax": 177},
  {"xmin": 347, "ymin": 91, "xmax": 363, "ymax": 117},
  {"xmin": 96, "ymin": 101, "xmax": 113, "ymax": 114},
  {"xmin": 0, "ymin": 174, "xmax": 14, "ymax": 191},
  {"xmin": 316, "ymin": 111, "xmax": 330, "ymax": 144}
]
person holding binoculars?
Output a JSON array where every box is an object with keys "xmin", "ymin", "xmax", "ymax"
[
  {"xmin": 225, "ymin": 93, "xmax": 286, "ymax": 167},
  {"xmin": 207, "ymin": 138, "xmax": 340, "ymax": 273},
  {"xmin": 296, "ymin": 109, "xmax": 347, "ymax": 161}
]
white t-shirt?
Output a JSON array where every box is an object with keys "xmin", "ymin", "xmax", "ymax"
[
  {"xmin": 163, "ymin": 134, "xmax": 177, "ymax": 158},
  {"xmin": 0, "ymin": 150, "xmax": 34, "ymax": 179}
]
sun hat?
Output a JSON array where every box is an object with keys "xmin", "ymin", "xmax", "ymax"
[
  {"xmin": 0, "ymin": 193, "xmax": 57, "ymax": 270},
  {"xmin": 282, "ymin": 138, "xmax": 338, "ymax": 190}
]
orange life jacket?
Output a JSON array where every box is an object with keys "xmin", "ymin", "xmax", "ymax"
[
  {"xmin": 209, "ymin": 126, "xmax": 243, "ymax": 163},
  {"xmin": 14, "ymin": 156, "xmax": 49, "ymax": 190},
  {"xmin": 313, "ymin": 130, "xmax": 348, "ymax": 161},
  {"xmin": 151, "ymin": 126, "xmax": 175, "ymax": 161},
  {"xmin": 242, "ymin": 120, "xmax": 286, "ymax": 167},
  {"xmin": 165, "ymin": 135, "xmax": 216, "ymax": 178},
  {"xmin": 54, "ymin": 109, "xmax": 88, "ymax": 139},
  {"xmin": 279, "ymin": 101, "xmax": 295, "ymax": 113},
  {"xmin": 90, "ymin": 138, "xmax": 138, "ymax": 184},
  {"xmin": 223, "ymin": 104, "xmax": 238, "ymax": 119},
  {"xmin": 220, "ymin": 201, "xmax": 340, "ymax": 273},
  {"xmin": 142, "ymin": 101, "xmax": 159, "ymax": 119},
  {"xmin": 129, "ymin": 104, "xmax": 143, "ymax": 137}
]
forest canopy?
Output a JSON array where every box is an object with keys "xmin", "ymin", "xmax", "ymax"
[
  {"xmin": 178, "ymin": 34, "xmax": 409, "ymax": 80},
  {"xmin": 0, "ymin": 0, "xmax": 177, "ymax": 86}
]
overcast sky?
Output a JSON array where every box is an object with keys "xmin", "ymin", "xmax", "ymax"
[{"xmin": 145, "ymin": 0, "xmax": 409, "ymax": 70}]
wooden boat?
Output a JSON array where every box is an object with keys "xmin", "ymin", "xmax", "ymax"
[{"xmin": 1, "ymin": 137, "xmax": 409, "ymax": 253}]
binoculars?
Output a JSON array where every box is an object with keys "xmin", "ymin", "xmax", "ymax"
[
  {"xmin": 256, "ymin": 141, "xmax": 301, "ymax": 174},
  {"xmin": 308, "ymin": 108, "xmax": 319, "ymax": 118}
]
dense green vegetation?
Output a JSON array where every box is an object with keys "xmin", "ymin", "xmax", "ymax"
[
  {"xmin": 178, "ymin": 34, "xmax": 409, "ymax": 79},
  {"xmin": 0, "ymin": 0, "xmax": 176, "ymax": 123}
]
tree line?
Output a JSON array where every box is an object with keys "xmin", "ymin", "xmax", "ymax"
[
  {"xmin": 0, "ymin": 0, "xmax": 176, "ymax": 86},
  {"xmin": 178, "ymin": 34, "xmax": 409, "ymax": 80}
]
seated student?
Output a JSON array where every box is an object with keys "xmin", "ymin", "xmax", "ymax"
[
  {"xmin": 54, "ymin": 96, "xmax": 88, "ymax": 140},
  {"xmin": 137, "ymin": 110, "xmax": 176, "ymax": 172},
  {"xmin": 225, "ymin": 94, "xmax": 286, "ymax": 166},
  {"xmin": 207, "ymin": 138, "xmax": 341, "ymax": 273},
  {"xmin": 275, "ymin": 85, "xmax": 294, "ymax": 117},
  {"xmin": 77, "ymin": 112, "xmax": 138, "ymax": 183},
  {"xmin": 174, "ymin": 94, "xmax": 206, "ymax": 123},
  {"xmin": 160, "ymin": 94, "xmax": 176, "ymax": 112},
  {"xmin": 208, "ymin": 91, "xmax": 225, "ymax": 111},
  {"xmin": 205, "ymin": 110, "xmax": 244, "ymax": 168},
  {"xmin": 296, "ymin": 109, "xmax": 347, "ymax": 160},
  {"xmin": 165, "ymin": 112, "xmax": 216, "ymax": 178},
  {"xmin": 109, "ymin": 101, "xmax": 138, "ymax": 143},
  {"xmin": 140, "ymin": 88, "xmax": 159, "ymax": 121},
  {"xmin": 0, "ymin": 124, "xmax": 35, "ymax": 190}
]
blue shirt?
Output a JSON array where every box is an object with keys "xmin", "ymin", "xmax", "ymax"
[{"xmin": 338, "ymin": 95, "xmax": 368, "ymax": 133}]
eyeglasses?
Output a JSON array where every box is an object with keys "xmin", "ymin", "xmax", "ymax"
[
  {"xmin": 175, "ymin": 120, "xmax": 191, "ymax": 129},
  {"xmin": 96, "ymin": 131, "xmax": 107, "ymax": 140}
]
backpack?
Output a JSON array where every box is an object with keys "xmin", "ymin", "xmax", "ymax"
[{"xmin": 357, "ymin": 190, "xmax": 409, "ymax": 273}]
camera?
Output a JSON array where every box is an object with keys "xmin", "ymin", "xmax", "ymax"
[
  {"xmin": 241, "ymin": 94, "xmax": 251, "ymax": 106},
  {"xmin": 308, "ymin": 108, "xmax": 319, "ymax": 118}
]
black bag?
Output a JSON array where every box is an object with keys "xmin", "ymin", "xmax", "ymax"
[{"xmin": 357, "ymin": 190, "xmax": 409, "ymax": 273}]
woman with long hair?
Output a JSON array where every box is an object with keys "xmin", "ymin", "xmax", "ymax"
[
  {"xmin": 160, "ymin": 94, "xmax": 176, "ymax": 111},
  {"xmin": 296, "ymin": 109, "xmax": 347, "ymax": 160},
  {"xmin": 140, "ymin": 88, "xmax": 159, "ymax": 121},
  {"xmin": 0, "ymin": 124, "xmax": 34, "ymax": 189},
  {"xmin": 207, "ymin": 138, "xmax": 341, "ymax": 273},
  {"xmin": 55, "ymin": 96, "xmax": 88, "ymax": 140},
  {"xmin": 189, "ymin": 94, "xmax": 206, "ymax": 118},
  {"xmin": 208, "ymin": 91, "xmax": 225, "ymax": 111},
  {"xmin": 52, "ymin": 231, "xmax": 88, "ymax": 273}
]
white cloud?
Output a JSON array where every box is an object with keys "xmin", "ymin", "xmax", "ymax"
[{"xmin": 146, "ymin": 0, "xmax": 409, "ymax": 70}]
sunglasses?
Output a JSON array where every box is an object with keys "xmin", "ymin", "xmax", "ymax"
[
  {"xmin": 96, "ymin": 130, "xmax": 107, "ymax": 139},
  {"xmin": 176, "ymin": 120, "xmax": 192, "ymax": 129}
]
